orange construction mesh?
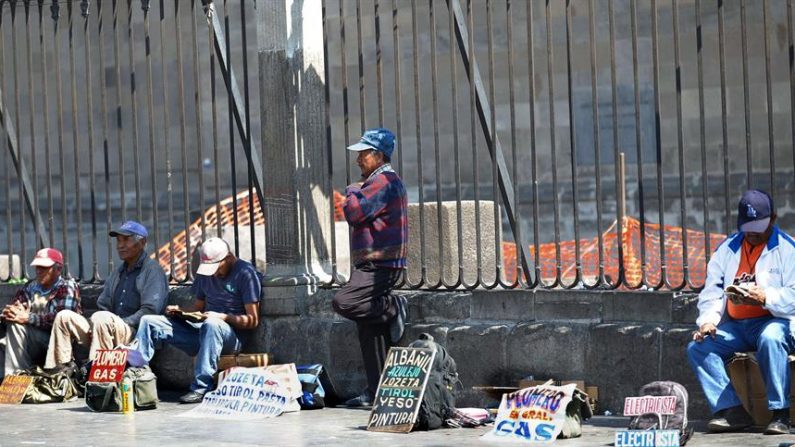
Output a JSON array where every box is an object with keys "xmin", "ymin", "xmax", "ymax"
[
  {"xmin": 501, "ymin": 217, "xmax": 727, "ymax": 289},
  {"xmin": 155, "ymin": 189, "xmax": 346, "ymax": 281}
]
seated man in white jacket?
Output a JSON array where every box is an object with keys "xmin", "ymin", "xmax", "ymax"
[{"xmin": 688, "ymin": 189, "xmax": 795, "ymax": 435}]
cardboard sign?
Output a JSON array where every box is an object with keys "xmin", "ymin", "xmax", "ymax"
[
  {"xmin": 0, "ymin": 375, "xmax": 33, "ymax": 404},
  {"xmin": 88, "ymin": 349, "xmax": 128, "ymax": 383},
  {"xmin": 180, "ymin": 367, "xmax": 291, "ymax": 420},
  {"xmin": 482, "ymin": 382, "xmax": 576, "ymax": 443},
  {"xmin": 614, "ymin": 430, "xmax": 680, "ymax": 447},
  {"xmin": 218, "ymin": 363, "xmax": 303, "ymax": 413},
  {"xmin": 367, "ymin": 347, "xmax": 437, "ymax": 433},
  {"xmin": 623, "ymin": 396, "xmax": 677, "ymax": 416}
]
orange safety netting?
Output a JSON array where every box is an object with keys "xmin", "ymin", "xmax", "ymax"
[
  {"xmin": 501, "ymin": 217, "xmax": 727, "ymax": 289},
  {"xmin": 154, "ymin": 189, "xmax": 346, "ymax": 281}
]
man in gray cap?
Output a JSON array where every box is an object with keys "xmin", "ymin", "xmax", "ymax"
[{"xmin": 45, "ymin": 221, "xmax": 168, "ymax": 367}]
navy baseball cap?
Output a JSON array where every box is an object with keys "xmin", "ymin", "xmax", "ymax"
[
  {"xmin": 738, "ymin": 189, "xmax": 774, "ymax": 233},
  {"xmin": 109, "ymin": 220, "xmax": 148, "ymax": 238},
  {"xmin": 347, "ymin": 128, "xmax": 396, "ymax": 159}
]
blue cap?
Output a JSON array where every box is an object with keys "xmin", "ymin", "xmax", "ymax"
[
  {"xmin": 737, "ymin": 189, "xmax": 774, "ymax": 233},
  {"xmin": 346, "ymin": 128, "xmax": 396, "ymax": 159},
  {"xmin": 109, "ymin": 220, "xmax": 148, "ymax": 238}
]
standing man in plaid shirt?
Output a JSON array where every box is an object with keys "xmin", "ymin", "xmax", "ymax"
[
  {"xmin": 0, "ymin": 248, "xmax": 80, "ymax": 380},
  {"xmin": 332, "ymin": 128, "xmax": 409, "ymax": 408}
]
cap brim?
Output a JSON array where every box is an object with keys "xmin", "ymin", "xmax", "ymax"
[
  {"xmin": 196, "ymin": 262, "xmax": 222, "ymax": 276},
  {"xmin": 740, "ymin": 217, "xmax": 771, "ymax": 233},
  {"xmin": 109, "ymin": 230, "xmax": 134, "ymax": 237},
  {"xmin": 346, "ymin": 142, "xmax": 375, "ymax": 151},
  {"xmin": 30, "ymin": 258, "xmax": 55, "ymax": 268}
]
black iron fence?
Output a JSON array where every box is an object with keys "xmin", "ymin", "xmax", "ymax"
[{"xmin": 1, "ymin": 0, "xmax": 794, "ymax": 291}]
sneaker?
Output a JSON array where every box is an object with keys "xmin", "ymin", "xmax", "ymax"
[
  {"xmin": 342, "ymin": 392, "xmax": 373, "ymax": 408},
  {"xmin": 707, "ymin": 405, "xmax": 754, "ymax": 433},
  {"xmin": 179, "ymin": 390, "xmax": 206, "ymax": 404},
  {"xmin": 390, "ymin": 296, "xmax": 408, "ymax": 343},
  {"xmin": 765, "ymin": 409, "xmax": 791, "ymax": 435}
]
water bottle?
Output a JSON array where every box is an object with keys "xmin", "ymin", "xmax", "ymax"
[{"xmin": 121, "ymin": 376, "xmax": 134, "ymax": 414}]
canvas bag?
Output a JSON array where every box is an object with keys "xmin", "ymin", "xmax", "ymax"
[
  {"xmin": 628, "ymin": 381, "xmax": 694, "ymax": 446},
  {"xmin": 408, "ymin": 333, "xmax": 460, "ymax": 431},
  {"xmin": 85, "ymin": 366, "xmax": 158, "ymax": 412},
  {"xmin": 558, "ymin": 388, "xmax": 593, "ymax": 439},
  {"xmin": 296, "ymin": 364, "xmax": 340, "ymax": 409},
  {"xmin": 20, "ymin": 363, "xmax": 79, "ymax": 404}
]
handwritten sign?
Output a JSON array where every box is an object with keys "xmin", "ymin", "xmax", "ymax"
[
  {"xmin": 623, "ymin": 396, "xmax": 677, "ymax": 416},
  {"xmin": 482, "ymin": 382, "xmax": 576, "ymax": 443},
  {"xmin": 367, "ymin": 347, "xmax": 436, "ymax": 433},
  {"xmin": 0, "ymin": 375, "xmax": 33, "ymax": 404},
  {"xmin": 615, "ymin": 430, "xmax": 680, "ymax": 447},
  {"xmin": 88, "ymin": 349, "xmax": 128, "ymax": 383},
  {"xmin": 180, "ymin": 367, "xmax": 291, "ymax": 420}
]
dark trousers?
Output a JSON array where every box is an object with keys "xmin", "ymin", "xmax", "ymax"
[{"xmin": 332, "ymin": 263, "xmax": 402, "ymax": 397}]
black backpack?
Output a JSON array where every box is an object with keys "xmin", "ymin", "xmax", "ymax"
[
  {"xmin": 628, "ymin": 381, "xmax": 694, "ymax": 446},
  {"xmin": 408, "ymin": 333, "xmax": 460, "ymax": 430}
]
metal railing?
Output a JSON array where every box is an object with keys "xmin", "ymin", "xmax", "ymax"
[{"xmin": 1, "ymin": 0, "xmax": 793, "ymax": 291}]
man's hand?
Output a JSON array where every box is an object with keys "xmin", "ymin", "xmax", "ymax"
[
  {"xmin": 7, "ymin": 306, "xmax": 30, "ymax": 324},
  {"xmin": 203, "ymin": 311, "xmax": 228, "ymax": 322},
  {"xmin": 165, "ymin": 305, "xmax": 181, "ymax": 316},
  {"xmin": 743, "ymin": 285, "xmax": 766, "ymax": 305},
  {"xmin": 693, "ymin": 323, "xmax": 717, "ymax": 342}
]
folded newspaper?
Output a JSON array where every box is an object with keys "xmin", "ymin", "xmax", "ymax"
[
  {"xmin": 172, "ymin": 310, "xmax": 207, "ymax": 323},
  {"xmin": 724, "ymin": 283, "xmax": 755, "ymax": 305}
]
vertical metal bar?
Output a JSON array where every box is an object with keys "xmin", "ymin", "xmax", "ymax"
[
  {"xmin": 82, "ymin": 1, "xmax": 100, "ymax": 281},
  {"xmin": 505, "ymin": 0, "xmax": 520, "ymax": 288},
  {"xmin": 587, "ymin": 0, "xmax": 605, "ymax": 287},
  {"xmin": 485, "ymin": 0, "xmax": 502, "ymax": 289},
  {"xmin": 69, "ymin": 0, "xmax": 84, "ymax": 279},
  {"xmin": 207, "ymin": 1, "xmax": 221, "ymax": 238},
  {"xmin": 391, "ymin": 0, "xmax": 403, "ymax": 174},
  {"xmin": 696, "ymin": 0, "xmax": 711, "ymax": 269},
  {"xmin": 410, "ymin": 0, "xmax": 426, "ymax": 288},
  {"xmin": 113, "ymin": 0, "xmax": 127, "ymax": 224},
  {"xmin": 545, "ymin": 0, "xmax": 561, "ymax": 287},
  {"xmin": 651, "ymin": 0, "xmax": 668, "ymax": 289},
  {"xmin": 160, "ymin": 0, "xmax": 175, "ymax": 279},
  {"xmin": 38, "ymin": 0, "xmax": 55, "ymax": 249},
  {"xmin": 321, "ymin": 0, "xmax": 341, "ymax": 285},
  {"xmin": 565, "ymin": 0, "xmax": 582, "ymax": 288},
  {"xmin": 0, "ymin": 3, "xmax": 11, "ymax": 280},
  {"xmin": 176, "ymin": 0, "xmax": 192, "ymax": 279},
  {"xmin": 672, "ymin": 0, "xmax": 688, "ymax": 290},
  {"xmin": 763, "ymin": 0, "xmax": 775, "ymax": 196},
  {"xmin": 466, "ymin": 0, "xmax": 482, "ymax": 289},
  {"xmin": 53, "ymin": 1, "xmax": 70, "ymax": 272},
  {"xmin": 339, "ymin": 1, "xmax": 351, "ymax": 185},
  {"xmin": 608, "ymin": 0, "xmax": 625, "ymax": 288},
  {"xmin": 24, "ymin": 1, "xmax": 39, "ymax": 252},
  {"xmin": 142, "ymin": 0, "xmax": 159, "ymax": 267},
  {"xmin": 11, "ymin": 3, "xmax": 27, "ymax": 275},
  {"xmin": 741, "ymin": 0, "xmax": 752, "ymax": 188},
  {"xmin": 719, "ymin": 0, "xmax": 730, "ymax": 234},
  {"xmin": 631, "ymin": 0, "xmax": 648, "ymax": 287},
  {"xmin": 240, "ymin": 1, "xmax": 255, "ymax": 263},
  {"xmin": 789, "ymin": 0, "xmax": 795, "ymax": 215},
  {"xmin": 447, "ymin": 0, "xmax": 463, "ymax": 289},
  {"xmin": 224, "ymin": 0, "xmax": 239, "ymax": 258},
  {"xmin": 527, "ymin": 0, "xmax": 540, "ymax": 288},
  {"xmin": 193, "ymin": 0, "xmax": 206, "ymax": 239},
  {"xmin": 126, "ymin": 0, "xmax": 142, "ymax": 221},
  {"xmin": 355, "ymin": 0, "xmax": 366, "ymax": 132},
  {"xmin": 96, "ymin": 0, "xmax": 113, "ymax": 277},
  {"xmin": 374, "ymin": 0, "xmax": 384, "ymax": 124},
  {"xmin": 429, "ymin": 0, "xmax": 444, "ymax": 289}
]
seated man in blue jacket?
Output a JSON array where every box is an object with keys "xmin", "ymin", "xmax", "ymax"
[
  {"xmin": 134, "ymin": 237, "xmax": 261, "ymax": 404},
  {"xmin": 688, "ymin": 189, "xmax": 795, "ymax": 435}
]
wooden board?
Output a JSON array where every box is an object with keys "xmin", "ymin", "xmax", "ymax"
[
  {"xmin": 0, "ymin": 375, "xmax": 33, "ymax": 404},
  {"xmin": 367, "ymin": 347, "xmax": 436, "ymax": 433}
]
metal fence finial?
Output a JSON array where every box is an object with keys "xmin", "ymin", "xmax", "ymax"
[
  {"xmin": 50, "ymin": 0, "xmax": 60, "ymax": 21},
  {"xmin": 141, "ymin": 0, "xmax": 150, "ymax": 13},
  {"xmin": 80, "ymin": 0, "xmax": 90, "ymax": 17}
]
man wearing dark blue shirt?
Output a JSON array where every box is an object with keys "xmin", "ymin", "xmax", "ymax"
[{"xmin": 134, "ymin": 237, "xmax": 261, "ymax": 404}]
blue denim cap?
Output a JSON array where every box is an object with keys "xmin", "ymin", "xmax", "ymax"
[
  {"xmin": 346, "ymin": 128, "xmax": 396, "ymax": 159},
  {"xmin": 737, "ymin": 189, "xmax": 774, "ymax": 233},
  {"xmin": 109, "ymin": 220, "xmax": 148, "ymax": 238}
]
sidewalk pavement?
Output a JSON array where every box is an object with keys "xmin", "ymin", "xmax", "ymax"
[{"xmin": 0, "ymin": 395, "xmax": 794, "ymax": 446}]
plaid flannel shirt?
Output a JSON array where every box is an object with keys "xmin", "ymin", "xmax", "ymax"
[{"xmin": 10, "ymin": 277, "xmax": 81, "ymax": 330}]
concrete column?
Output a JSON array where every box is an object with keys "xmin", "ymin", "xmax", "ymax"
[{"xmin": 256, "ymin": 0, "xmax": 332, "ymax": 315}]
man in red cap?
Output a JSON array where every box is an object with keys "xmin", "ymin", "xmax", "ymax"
[{"xmin": 0, "ymin": 248, "xmax": 80, "ymax": 380}]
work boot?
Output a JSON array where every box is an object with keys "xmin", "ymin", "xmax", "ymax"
[
  {"xmin": 390, "ymin": 296, "xmax": 407, "ymax": 344},
  {"xmin": 342, "ymin": 391, "xmax": 373, "ymax": 408},
  {"xmin": 707, "ymin": 405, "xmax": 754, "ymax": 433},
  {"xmin": 765, "ymin": 409, "xmax": 791, "ymax": 435},
  {"xmin": 179, "ymin": 390, "xmax": 206, "ymax": 404}
]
